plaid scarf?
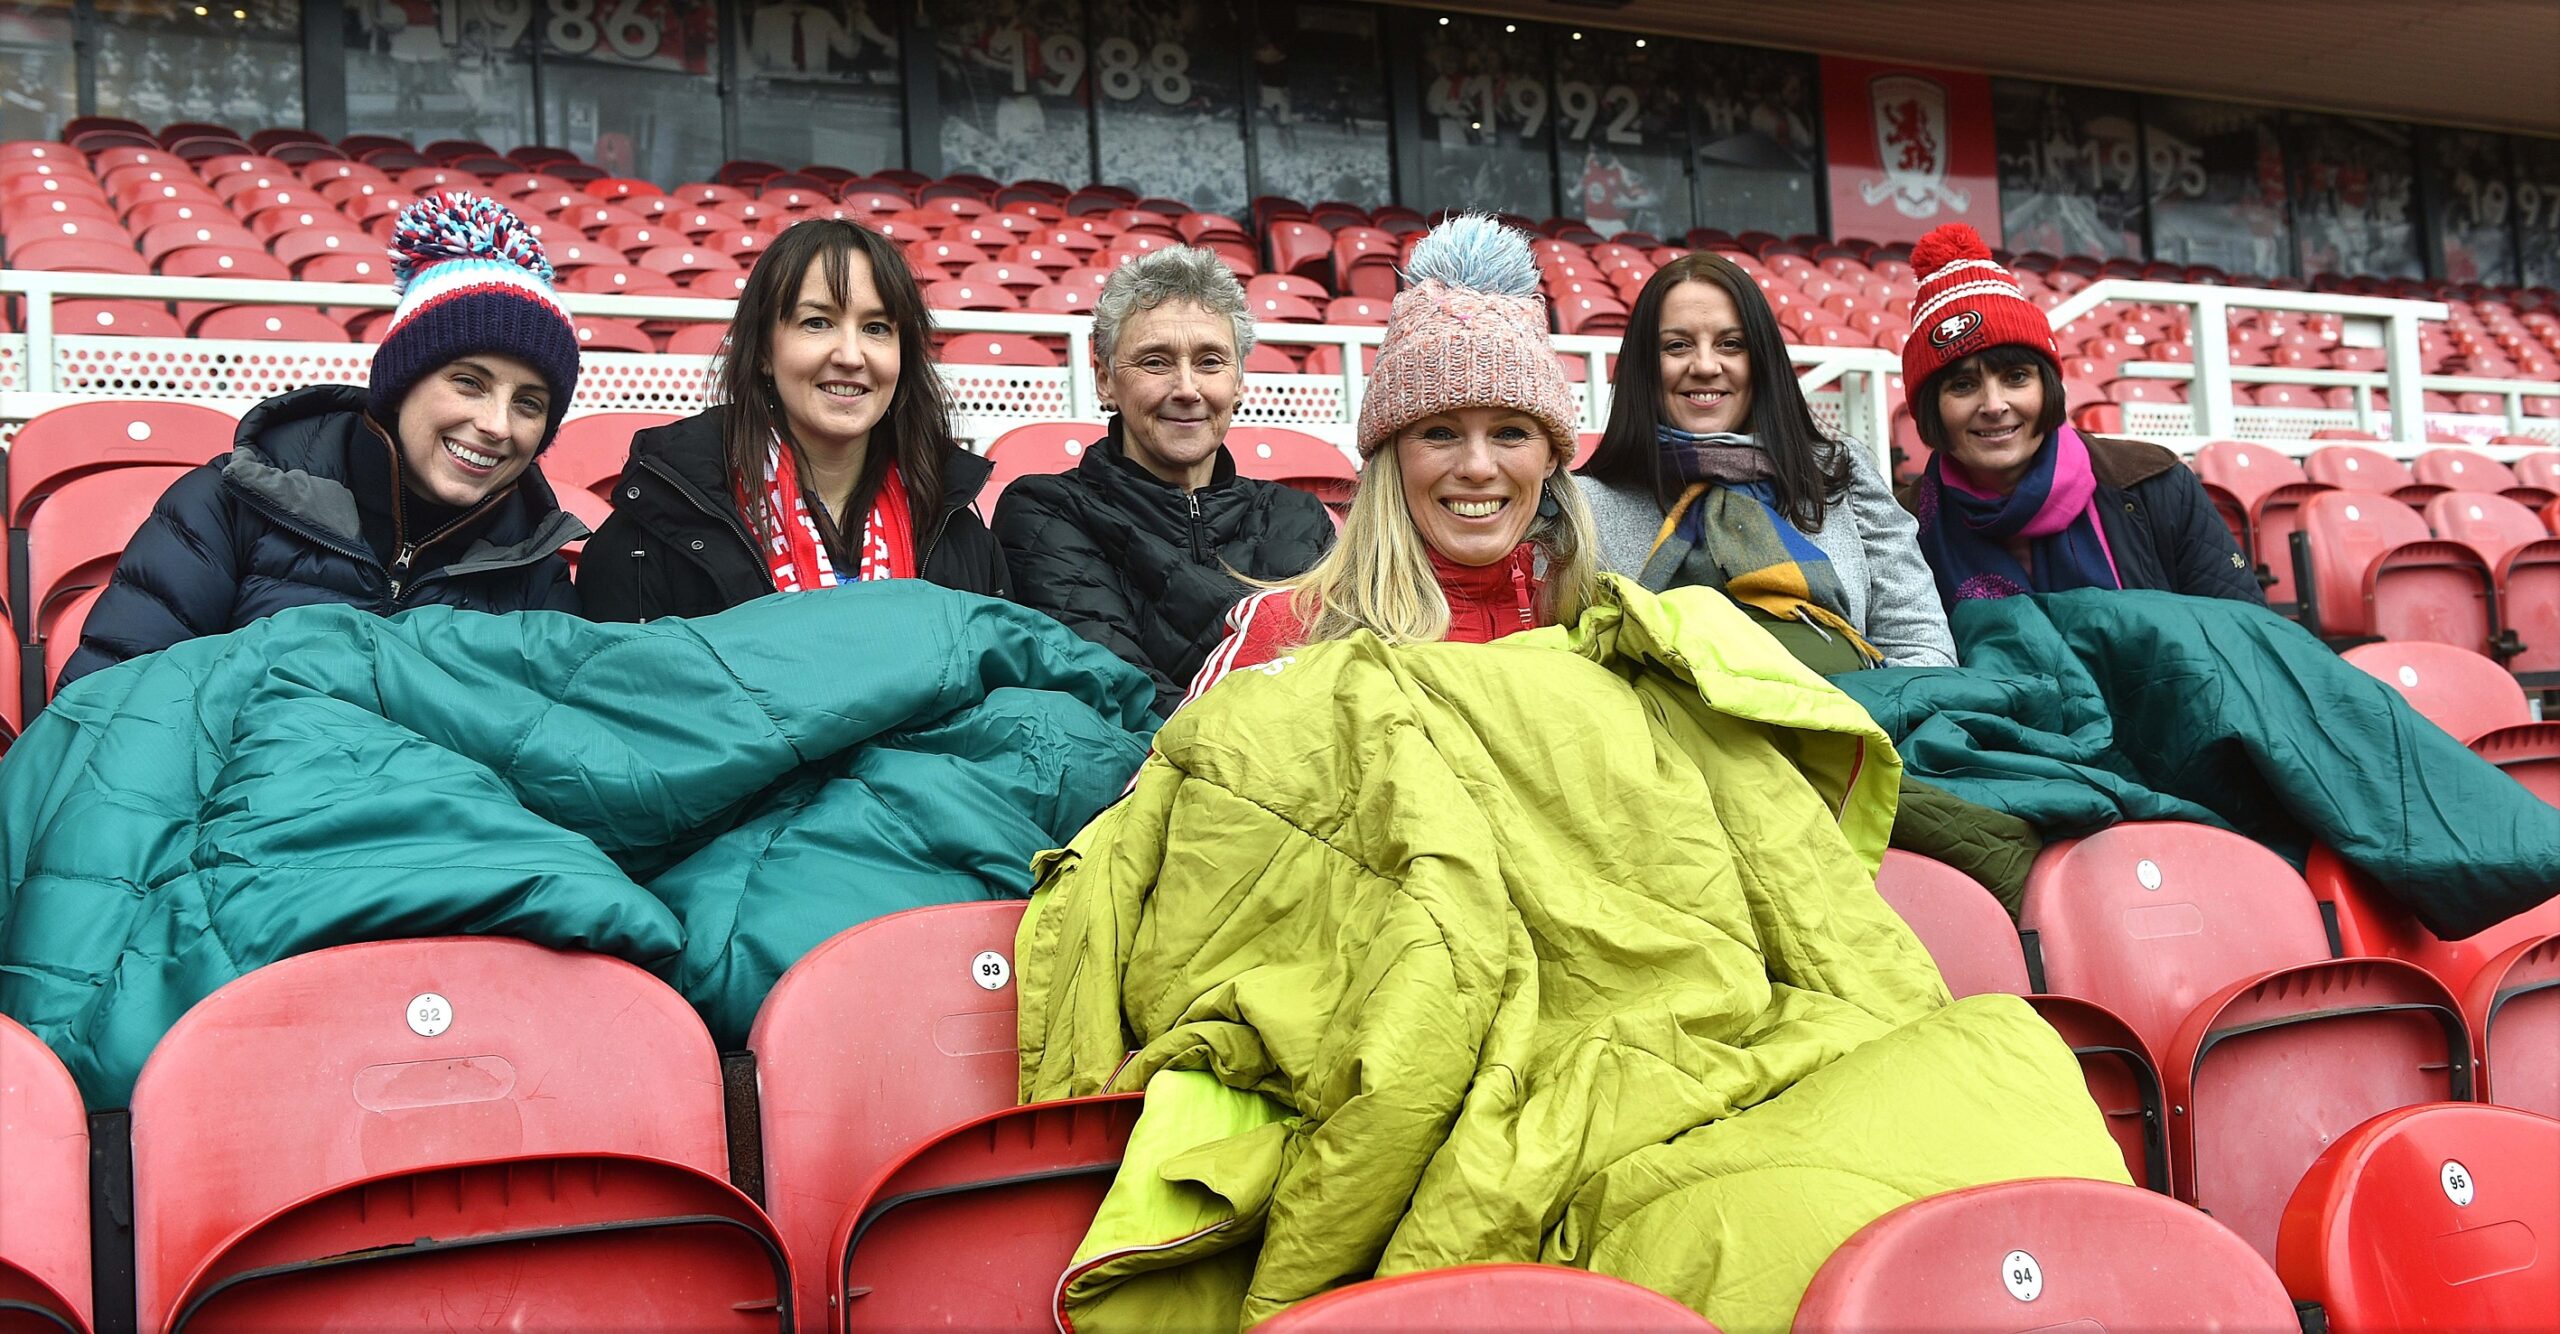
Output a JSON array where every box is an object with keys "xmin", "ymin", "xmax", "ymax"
[
  {"xmin": 740, "ymin": 432, "xmax": 916, "ymax": 592},
  {"xmin": 1640, "ymin": 426, "xmax": 1883, "ymax": 667}
]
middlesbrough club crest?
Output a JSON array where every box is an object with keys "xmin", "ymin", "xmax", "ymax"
[{"xmin": 1859, "ymin": 75, "xmax": 1971, "ymax": 219}]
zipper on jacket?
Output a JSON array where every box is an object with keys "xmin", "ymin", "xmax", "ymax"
[
  {"xmin": 1509, "ymin": 558, "xmax": 1536, "ymax": 628},
  {"xmin": 377, "ymin": 420, "xmax": 508, "ymax": 604},
  {"xmin": 1184, "ymin": 491, "xmax": 1208, "ymax": 563}
]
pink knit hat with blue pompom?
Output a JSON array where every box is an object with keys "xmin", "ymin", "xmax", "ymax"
[
  {"xmin": 1355, "ymin": 214, "xmax": 1581, "ymax": 461},
  {"xmin": 367, "ymin": 191, "xmax": 582, "ymax": 450}
]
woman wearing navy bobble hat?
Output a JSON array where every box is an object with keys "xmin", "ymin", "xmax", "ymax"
[
  {"xmin": 56, "ymin": 191, "xmax": 589, "ymax": 689},
  {"xmin": 1898, "ymin": 222, "xmax": 2261, "ymax": 609}
]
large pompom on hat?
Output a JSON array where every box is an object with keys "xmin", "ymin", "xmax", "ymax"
[
  {"xmin": 1355, "ymin": 214, "xmax": 1581, "ymax": 460},
  {"xmin": 1900, "ymin": 222, "xmax": 2058, "ymax": 392},
  {"xmin": 366, "ymin": 190, "xmax": 582, "ymax": 450}
]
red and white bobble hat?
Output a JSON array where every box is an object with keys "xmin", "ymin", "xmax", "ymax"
[{"xmin": 1900, "ymin": 223, "xmax": 2058, "ymax": 391}]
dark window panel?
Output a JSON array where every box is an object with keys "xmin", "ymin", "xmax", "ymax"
[
  {"xmin": 1250, "ymin": 1, "xmax": 1389, "ymax": 209},
  {"xmin": 1994, "ymin": 77, "xmax": 2142, "ymax": 261}
]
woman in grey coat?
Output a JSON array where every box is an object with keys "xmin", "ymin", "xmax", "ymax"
[{"xmin": 1575, "ymin": 251, "xmax": 1955, "ymax": 671}]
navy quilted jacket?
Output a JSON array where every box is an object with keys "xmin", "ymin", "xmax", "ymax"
[{"xmin": 57, "ymin": 385, "xmax": 585, "ymax": 691}]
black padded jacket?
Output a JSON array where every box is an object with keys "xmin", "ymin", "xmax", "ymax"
[
  {"xmin": 992, "ymin": 419, "xmax": 1335, "ymax": 716},
  {"xmin": 2085, "ymin": 434, "xmax": 2268, "ymax": 605},
  {"xmin": 577, "ymin": 406, "xmax": 1010, "ymax": 621},
  {"xmin": 58, "ymin": 385, "xmax": 584, "ymax": 691}
]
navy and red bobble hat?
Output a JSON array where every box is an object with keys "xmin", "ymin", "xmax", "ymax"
[
  {"xmin": 1900, "ymin": 223, "xmax": 2060, "ymax": 391},
  {"xmin": 366, "ymin": 191, "xmax": 582, "ymax": 451}
]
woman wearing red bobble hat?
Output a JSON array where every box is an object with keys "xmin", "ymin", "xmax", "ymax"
[
  {"xmin": 57, "ymin": 191, "xmax": 587, "ymax": 690},
  {"xmin": 1900, "ymin": 223, "xmax": 2261, "ymax": 610}
]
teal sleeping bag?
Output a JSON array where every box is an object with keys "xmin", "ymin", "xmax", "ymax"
[
  {"xmin": 1833, "ymin": 590, "xmax": 2559, "ymax": 940},
  {"xmin": 0, "ymin": 583, "xmax": 1155, "ymax": 1105}
]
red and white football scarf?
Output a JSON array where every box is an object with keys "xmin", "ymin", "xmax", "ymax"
[{"xmin": 741, "ymin": 434, "xmax": 916, "ymax": 592}]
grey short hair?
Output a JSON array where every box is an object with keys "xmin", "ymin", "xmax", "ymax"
[{"xmin": 1090, "ymin": 244, "xmax": 1256, "ymax": 365}]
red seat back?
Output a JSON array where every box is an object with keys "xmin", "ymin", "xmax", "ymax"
[
  {"xmin": 747, "ymin": 901, "xmax": 1039, "ymax": 1330},
  {"xmin": 545, "ymin": 413, "xmax": 673, "ymax": 503},
  {"xmin": 0, "ymin": 1014, "xmax": 90, "ymax": 1333},
  {"xmin": 8, "ymin": 399, "xmax": 236, "ymax": 526},
  {"xmin": 2298, "ymin": 491, "xmax": 2492, "ymax": 648},
  {"xmin": 2412, "ymin": 448, "xmax": 2518, "ymax": 494},
  {"xmin": 2306, "ymin": 444, "xmax": 2416, "ymax": 495},
  {"xmin": 940, "ymin": 331, "xmax": 1058, "ymax": 366},
  {"xmin": 2470, "ymin": 723, "xmax": 2560, "ymax": 807},
  {"xmin": 1794, "ymin": 1179, "xmax": 2294, "ymax": 1331},
  {"xmin": 1264, "ymin": 1265, "xmax": 1717, "ymax": 1332},
  {"xmin": 2020, "ymin": 823, "xmax": 2329, "ymax": 1057},
  {"xmin": 2277, "ymin": 1103, "xmax": 2559, "ymax": 1332},
  {"xmin": 1872, "ymin": 850, "xmax": 2029, "ymax": 998},
  {"xmin": 2339, "ymin": 641, "xmax": 2530, "ymax": 742},
  {"xmin": 25, "ymin": 466, "xmax": 193, "ymax": 643},
  {"xmin": 2190, "ymin": 440, "xmax": 2308, "ymax": 513},
  {"xmin": 2425, "ymin": 489, "xmax": 2550, "ymax": 566},
  {"xmin": 978, "ymin": 420, "xmax": 1105, "ymax": 509},
  {"xmin": 130, "ymin": 938, "xmax": 742, "ymax": 1332}
]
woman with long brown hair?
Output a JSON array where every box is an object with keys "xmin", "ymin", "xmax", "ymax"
[{"xmin": 580, "ymin": 219, "xmax": 1007, "ymax": 620}]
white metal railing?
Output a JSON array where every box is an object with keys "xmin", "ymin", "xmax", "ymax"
[
  {"xmin": 2042, "ymin": 279, "xmax": 2560, "ymax": 454},
  {"xmin": 0, "ymin": 270, "xmax": 1901, "ymax": 467}
]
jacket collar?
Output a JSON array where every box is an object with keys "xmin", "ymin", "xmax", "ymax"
[
  {"xmin": 2082, "ymin": 432, "xmax": 2180, "ymax": 490},
  {"xmin": 222, "ymin": 385, "xmax": 583, "ymax": 569},
  {"xmin": 1429, "ymin": 542, "xmax": 1543, "ymax": 634}
]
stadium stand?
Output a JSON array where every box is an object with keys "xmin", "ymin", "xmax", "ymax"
[{"xmin": 4, "ymin": 9, "xmax": 2560, "ymax": 1319}]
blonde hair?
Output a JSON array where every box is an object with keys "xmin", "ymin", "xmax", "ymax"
[{"xmin": 1271, "ymin": 433, "xmax": 1601, "ymax": 648}]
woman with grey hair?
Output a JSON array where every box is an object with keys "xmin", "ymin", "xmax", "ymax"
[{"xmin": 994, "ymin": 244, "xmax": 1334, "ymax": 715}]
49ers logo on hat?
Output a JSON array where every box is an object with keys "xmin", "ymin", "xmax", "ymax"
[{"xmin": 1927, "ymin": 309, "xmax": 1982, "ymax": 348}]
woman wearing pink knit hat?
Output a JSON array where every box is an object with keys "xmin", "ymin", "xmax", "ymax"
[
  {"xmin": 1180, "ymin": 215, "xmax": 1600, "ymax": 704},
  {"xmin": 1900, "ymin": 222, "xmax": 2261, "ymax": 608}
]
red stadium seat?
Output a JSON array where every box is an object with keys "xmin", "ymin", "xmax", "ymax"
[
  {"xmin": 26, "ymin": 466, "xmax": 193, "ymax": 653},
  {"xmin": 750, "ymin": 901, "xmax": 1135, "ymax": 1331},
  {"xmin": 939, "ymin": 332, "xmax": 1057, "ymax": 366},
  {"xmin": 2019, "ymin": 823, "xmax": 2469, "ymax": 1259},
  {"xmin": 570, "ymin": 316, "xmax": 656, "ymax": 353},
  {"xmin": 561, "ymin": 263, "xmax": 683, "ymax": 297},
  {"xmin": 270, "ymin": 227, "xmax": 379, "ymax": 272},
  {"xmin": 2423, "ymin": 490, "xmax": 2560, "ymax": 678},
  {"xmin": 1245, "ymin": 343, "xmax": 1300, "ymax": 373},
  {"xmin": 922, "ymin": 279, "xmax": 1017, "ymax": 312},
  {"xmin": 1024, "ymin": 283, "xmax": 1096, "ymax": 316},
  {"xmin": 544, "ymin": 414, "xmax": 671, "ymax": 502},
  {"xmin": 633, "ymin": 243, "xmax": 739, "ymax": 280},
  {"xmin": 136, "ymin": 218, "xmax": 259, "ymax": 265},
  {"xmin": 976, "ymin": 421, "xmax": 1105, "ymax": 508},
  {"xmin": 2277, "ymin": 1104, "xmax": 2560, "ymax": 1333},
  {"xmin": 2414, "ymin": 448, "xmax": 2519, "ymax": 494},
  {"xmin": 1331, "ymin": 226, "xmax": 1399, "ymax": 298},
  {"xmin": 2304, "ymin": 845, "xmax": 2560, "ymax": 1117},
  {"xmin": 2513, "ymin": 450, "xmax": 2560, "ymax": 498},
  {"xmin": 2339, "ymin": 640, "xmax": 2528, "ymax": 741},
  {"xmin": 8, "ymin": 399, "xmax": 236, "ymax": 526},
  {"xmin": 665, "ymin": 322, "xmax": 729, "ymax": 356},
  {"xmin": 6, "ymin": 236, "xmax": 147, "ymax": 275},
  {"xmin": 1323, "ymin": 295, "xmax": 1389, "ymax": 326},
  {"xmin": 2470, "ymin": 723, "xmax": 2560, "ymax": 807},
  {"xmin": 1263, "ymin": 1266, "xmax": 1716, "ymax": 1332},
  {"xmin": 1556, "ymin": 292, "xmax": 1631, "ymax": 336},
  {"xmin": 0, "ymin": 631, "xmax": 19, "ymax": 741},
  {"xmin": 1873, "ymin": 850, "xmax": 2030, "ymax": 998},
  {"xmin": 1248, "ymin": 291, "xmax": 1323, "ymax": 324},
  {"xmin": 1228, "ymin": 427, "xmax": 1356, "ymax": 506},
  {"xmin": 960, "ymin": 260, "xmax": 1048, "ymax": 297},
  {"xmin": 2294, "ymin": 491, "xmax": 2495, "ymax": 652},
  {"xmin": 1244, "ymin": 273, "xmax": 1329, "ymax": 304},
  {"xmin": 42, "ymin": 584, "xmax": 103, "ymax": 696},
  {"xmin": 2305, "ymin": 444, "xmax": 2417, "ymax": 495},
  {"xmin": 2188, "ymin": 442, "xmax": 2319, "ymax": 602},
  {"xmin": 129, "ymin": 938, "xmax": 787, "ymax": 1332},
  {"xmin": 0, "ymin": 1014, "xmax": 90, "ymax": 1333},
  {"xmin": 1794, "ymin": 1179, "xmax": 2295, "ymax": 1332}
]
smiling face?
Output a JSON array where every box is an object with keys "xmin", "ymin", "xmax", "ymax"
[
  {"xmin": 1098, "ymin": 299, "xmax": 1240, "ymax": 490},
  {"xmin": 1395, "ymin": 406, "xmax": 1559, "ymax": 567},
  {"xmin": 1933, "ymin": 352, "xmax": 2050, "ymax": 493},
  {"xmin": 392, "ymin": 353, "xmax": 550, "ymax": 507},
  {"xmin": 1656, "ymin": 279, "xmax": 1754, "ymax": 436},
  {"xmin": 764, "ymin": 251, "xmax": 900, "ymax": 459}
]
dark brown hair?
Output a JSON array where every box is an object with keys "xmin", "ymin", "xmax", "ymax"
[
  {"xmin": 716, "ymin": 219, "xmax": 955, "ymax": 549},
  {"xmin": 1911, "ymin": 344, "xmax": 2069, "ymax": 455},
  {"xmin": 1580, "ymin": 251, "xmax": 1852, "ymax": 532}
]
